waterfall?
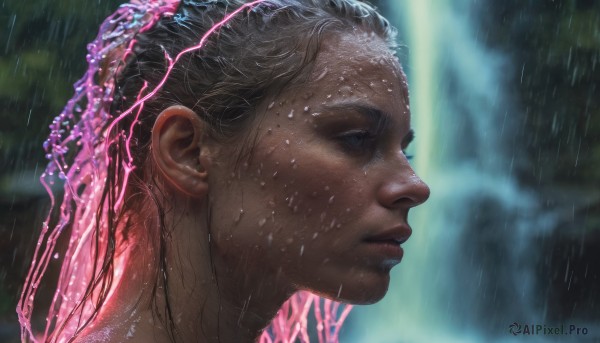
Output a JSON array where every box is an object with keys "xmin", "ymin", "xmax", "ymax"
[{"xmin": 341, "ymin": 1, "xmax": 559, "ymax": 342}]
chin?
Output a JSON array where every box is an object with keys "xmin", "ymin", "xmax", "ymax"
[{"xmin": 312, "ymin": 271, "xmax": 392, "ymax": 305}]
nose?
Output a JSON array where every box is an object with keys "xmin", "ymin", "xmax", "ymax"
[{"xmin": 376, "ymin": 159, "xmax": 430, "ymax": 209}]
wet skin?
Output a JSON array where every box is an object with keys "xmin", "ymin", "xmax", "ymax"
[
  {"xmin": 207, "ymin": 30, "xmax": 430, "ymax": 306},
  {"xmin": 74, "ymin": 31, "xmax": 430, "ymax": 343}
]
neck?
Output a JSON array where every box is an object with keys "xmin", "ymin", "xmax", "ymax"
[{"xmin": 84, "ymin": 201, "xmax": 293, "ymax": 343}]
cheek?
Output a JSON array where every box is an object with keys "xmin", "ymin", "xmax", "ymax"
[{"xmin": 252, "ymin": 140, "xmax": 370, "ymax": 263}]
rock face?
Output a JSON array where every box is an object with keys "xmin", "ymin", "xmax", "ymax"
[{"xmin": 482, "ymin": 0, "xmax": 600, "ymax": 323}]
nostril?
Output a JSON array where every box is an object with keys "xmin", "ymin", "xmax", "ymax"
[{"xmin": 392, "ymin": 197, "xmax": 418, "ymax": 208}]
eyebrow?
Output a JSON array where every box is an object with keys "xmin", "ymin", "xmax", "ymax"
[
  {"xmin": 320, "ymin": 103, "xmax": 415, "ymax": 146},
  {"xmin": 321, "ymin": 103, "xmax": 391, "ymax": 133}
]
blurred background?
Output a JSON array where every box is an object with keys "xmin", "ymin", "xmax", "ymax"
[{"xmin": 1, "ymin": 0, "xmax": 598, "ymax": 342}]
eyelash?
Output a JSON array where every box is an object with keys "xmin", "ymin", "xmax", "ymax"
[
  {"xmin": 337, "ymin": 131, "xmax": 415, "ymax": 161},
  {"xmin": 337, "ymin": 130, "xmax": 376, "ymax": 152}
]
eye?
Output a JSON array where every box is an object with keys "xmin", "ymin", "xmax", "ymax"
[{"xmin": 337, "ymin": 130, "xmax": 376, "ymax": 152}]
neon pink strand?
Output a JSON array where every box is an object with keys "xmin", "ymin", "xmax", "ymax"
[{"xmin": 17, "ymin": 1, "xmax": 353, "ymax": 342}]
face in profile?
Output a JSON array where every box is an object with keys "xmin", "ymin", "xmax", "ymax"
[{"xmin": 207, "ymin": 30, "xmax": 430, "ymax": 305}]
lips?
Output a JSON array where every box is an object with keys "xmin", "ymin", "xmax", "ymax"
[{"xmin": 362, "ymin": 225, "xmax": 412, "ymax": 245}]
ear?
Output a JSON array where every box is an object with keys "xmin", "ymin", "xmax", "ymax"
[{"xmin": 151, "ymin": 105, "xmax": 210, "ymax": 198}]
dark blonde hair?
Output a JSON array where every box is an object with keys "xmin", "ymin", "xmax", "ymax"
[{"xmin": 19, "ymin": 0, "xmax": 397, "ymax": 341}]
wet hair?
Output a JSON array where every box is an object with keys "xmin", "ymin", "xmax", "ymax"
[{"xmin": 18, "ymin": 0, "xmax": 397, "ymax": 342}]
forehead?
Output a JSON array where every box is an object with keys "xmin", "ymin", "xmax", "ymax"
[
  {"xmin": 310, "ymin": 31, "xmax": 405, "ymax": 87},
  {"xmin": 301, "ymin": 31, "xmax": 409, "ymax": 107}
]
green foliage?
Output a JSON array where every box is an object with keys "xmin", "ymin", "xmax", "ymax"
[
  {"xmin": 0, "ymin": 0, "xmax": 121, "ymax": 333},
  {"xmin": 0, "ymin": 0, "xmax": 121, "ymax": 169}
]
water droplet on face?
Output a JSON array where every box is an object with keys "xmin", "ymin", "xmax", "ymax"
[
  {"xmin": 300, "ymin": 245, "xmax": 304, "ymax": 256},
  {"xmin": 326, "ymin": 94, "xmax": 332, "ymax": 99},
  {"xmin": 267, "ymin": 128, "xmax": 272, "ymax": 134},
  {"xmin": 315, "ymin": 68, "xmax": 328, "ymax": 81},
  {"xmin": 272, "ymin": 171, "xmax": 279, "ymax": 179},
  {"xmin": 258, "ymin": 218, "xmax": 267, "ymax": 227},
  {"xmin": 304, "ymin": 106, "xmax": 310, "ymax": 112},
  {"xmin": 387, "ymin": 88, "xmax": 393, "ymax": 92},
  {"xmin": 234, "ymin": 208, "xmax": 245, "ymax": 223},
  {"xmin": 285, "ymin": 139, "xmax": 290, "ymax": 145},
  {"xmin": 311, "ymin": 112, "xmax": 321, "ymax": 117},
  {"xmin": 268, "ymin": 101, "xmax": 275, "ymax": 110},
  {"xmin": 260, "ymin": 181, "xmax": 266, "ymax": 188},
  {"xmin": 312, "ymin": 232, "xmax": 319, "ymax": 240},
  {"xmin": 328, "ymin": 196, "xmax": 335, "ymax": 204},
  {"xmin": 288, "ymin": 109, "xmax": 294, "ymax": 119}
]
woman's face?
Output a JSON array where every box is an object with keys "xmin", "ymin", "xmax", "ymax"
[{"xmin": 207, "ymin": 31, "xmax": 430, "ymax": 304}]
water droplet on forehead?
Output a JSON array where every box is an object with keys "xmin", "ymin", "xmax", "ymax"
[
  {"xmin": 304, "ymin": 106, "xmax": 310, "ymax": 112},
  {"xmin": 268, "ymin": 102, "xmax": 275, "ymax": 110},
  {"xmin": 329, "ymin": 218, "xmax": 337, "ymax": 229},
  {"xmin": 288, "ymin": 110, "xmax": 294, "ymax": 119},
  {"xmin": 258, "ymin": 218, "xmax": 267, "ymax": 227}
]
